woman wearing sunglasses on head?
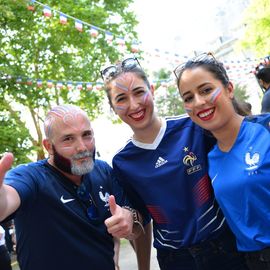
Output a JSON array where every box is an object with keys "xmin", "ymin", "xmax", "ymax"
[
  {"xmin": 100, "ymin": 57, "xmax": 248, "ymax": 270},
  {"xmin": 175, "ymin": 52, "xmax": 270, "ymax": 270}
]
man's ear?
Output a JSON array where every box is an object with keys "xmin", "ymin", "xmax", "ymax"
[
  {"xmin": 43, "ymin": 139, "xmax": 53, "ymax": 155},
  {"xmin": 260, "ymin": 79, "xmax": 270, "ymax": 91},
  {"xmin": 258, "ymin": 79, "xmax": 263, "ymax": 87}
]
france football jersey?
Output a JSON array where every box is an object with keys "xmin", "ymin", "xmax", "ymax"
[
  {"xmin": 4, "ymin": 159, "xmax": 127, "ymax": 270},
  {"xmin": 209, "ymin": 114, "xmax": 270, "ymax": 251},
  {"xmin": 113, "ymin": 115, "xmax": 226, "ymax": 250}
]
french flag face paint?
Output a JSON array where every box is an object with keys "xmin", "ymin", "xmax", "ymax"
[
  {"xmin": 114, "ymin": 82, "xmax": 129, "ymax": 91},
  {"xmin": 184, "ymin": 105, "xmax": 193, "ymax": 114},
  {"xmin": 113, "ymin": 73, "xmax": 135, "ymax": 92},
  {"xmin": 115, "ymin": 105, "xmax": 127, "ymax": 112},
  {"xmin": 142, "ymin": 91, "xmax": 150, "ymax": 104},
  {"xmin": 209, "ymin": 87, "xmax": 221, "ymax": 104},
  {"xmin": 47, "ymin": 108, "xmax": 89, "ymax": 135}
]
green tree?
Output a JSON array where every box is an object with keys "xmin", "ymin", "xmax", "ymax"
[
  {"xmin": 0, "ymin": 0, "xmax": 138, "ymax": 160},
  {"xmin": 154, "ymin": 68, "xmax": 185, "ymax": 116},
  {"xmin": 0, "ymin": 102, "xmax": 33, "ymax": 165},
  {"xmin": 233, "ymin": 83, "xmax": 249, "ymax": 101},
  {"xmin": 240, "ymin": 0, "xmax": 270, "ymax": 56}
]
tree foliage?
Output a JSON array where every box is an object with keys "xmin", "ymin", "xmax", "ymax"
[
  {"xmin": 240, "ymin": 0, "xmax": 270, "ymax": 56},
  {"xmin": 0, "ymin": 102, "xmax": 33, "ymax": 165},
  {"xmin": 153, "ymin": 69, "xmax": 185, "ymax": 116},
  {"xmin": 0, "ymin": 0, "xmax": 138, "ymax": 161},
  {"xmin": 233, "ymin": 83, "xmax": 249, "ymax": 101}
]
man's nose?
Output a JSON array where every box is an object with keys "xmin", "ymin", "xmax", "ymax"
[{"xmin": 76, "ymin": 138, "xmax": 88, "ymax": 152}]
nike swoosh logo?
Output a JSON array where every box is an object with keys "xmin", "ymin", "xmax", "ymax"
[{"xmin": 60, "ymin": 195, "xmax": 75, "ymax": 204}]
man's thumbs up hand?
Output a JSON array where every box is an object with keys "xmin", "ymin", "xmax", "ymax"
[{"xmin": 105, "ymin": 195, "xmax": 133, "ymax": 238}]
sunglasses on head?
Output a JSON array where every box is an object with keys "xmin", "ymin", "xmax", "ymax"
[
  {"xmin": 173, "ymin": 52, "xmax": 216, "ymax": 79},
  {"xmin": 100, "ymin": 57, "xmax": 142, "ymax": 82}
]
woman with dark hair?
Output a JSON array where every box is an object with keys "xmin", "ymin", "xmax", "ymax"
[
  {"xmin": 175, "ymin": 52, "xmax": 270, "ymax": 270},
  {"xmin": 101, "ymin": 57, "xmax": 248, "ymax": 270}
]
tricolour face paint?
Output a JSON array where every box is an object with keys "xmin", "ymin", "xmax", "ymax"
[
  {"xmin": 113, "ymin": 73, "xmax": 135, "ymax": 92},
  {"xmin": 184, "ymin": 105, "xmax": 193, "ymax": 113},
  {"xmin": 111, "ymin": 72, "xmax": 150, "ymax": 113},
  {"xmin": 45, "ymin": 106, "xmax": 89, "ymax": 139},
  {"xmin": 209, "ymin": 87, "xmax": 221, "ymax": 104},
  {"xmin": 142, "ymin": 91, "xmax": 150, "ymax": 104},
  {"xmin": 114, "ymin": 82, "xmax": 129, "ymax": 91},
  {"xmin": 115, "ymin": 105, "xmax": 127, "ymax": 111},
  {"xmin": 62, "ymin": 112, "xmax": 88, "ymax": 131},
  {"xmin": 44, "ymin": 115, "xmax": 55, "ymax": 139}
]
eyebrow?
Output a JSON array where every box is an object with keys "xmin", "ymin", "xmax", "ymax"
[
  {"xmin": 181, "ymin": 91, "xmax": 190, "ymax": 97},
  {"xmin": 132, "ymin": 86, "xmax": 145, "ymax": 91},
  {"xmin": 114, "ymin": 85, "xmax": 145, "ymax": 99},
  {"xmin": 181, "ymin": 82, "xmax": 211, "ymax": 97},
  {"xmin": 60, "ymin": 129, "xmax": 92, "ymax": 139},
  {"xmin": 60, "ymin": 133, "xmax": 74, "ymax": 140},
  {"xmin": 115, "ymin": 92, "xmax": 125, "ymax": 100}
]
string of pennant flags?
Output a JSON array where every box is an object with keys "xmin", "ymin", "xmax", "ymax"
[
  {"xmin": 26, "ymin": 0, "xmax": 139, "ymax": 52},
  {"xmin": 1, "ymin": 57, "xmax": 262, "ymax": 90},
  {"xmin": 25, "ymin": 0, "xmax": 264, "ymax": 67},
  {"xmin": 1, "ymin": 74, "xmax": 103, "ymax": 91},
  {"xmin": 2, "ymin": 0, "xmax": 264, "ymax": 90},
  {"xmin": 1, "ymin": 66, "xmax": 257, "ymax": 91},
  {"xmin": 1, "ymin": 73, "xmax": 178, "ymax": 90}
]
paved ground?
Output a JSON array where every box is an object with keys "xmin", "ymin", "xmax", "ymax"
[
  {"xmin": 119, "ymin": 240, "xmax": 159, "ymax": 270},
  {"xmin": 11, "ymin": 241, "xmax": 160, "ymax": 270}
]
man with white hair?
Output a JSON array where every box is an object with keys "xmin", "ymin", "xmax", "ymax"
[{"xmin": 0, "ymin": 104, "xmax": 144, "ymax": 270}]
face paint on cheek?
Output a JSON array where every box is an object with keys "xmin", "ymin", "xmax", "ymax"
[
  {"xmin": 115, "ymin": 105, "xmax": 127, "ymax": 111},
  {"xmin": 142, "ymin": 91, "xmax": 150, "ymax": 104},
  {"xmin": 184, "ymin": 105, "xmax": 193, "ymax": 113},
  {"xmin": 209, "ymin": 87, "xmax": 222, "ymax": 104},
  {"xmin": 61, "ymin": 145, "xmax": 73, "ymax": 151}
]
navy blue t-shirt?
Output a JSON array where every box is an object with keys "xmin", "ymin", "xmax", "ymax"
[{"xmin": 5, "ymin": 159, "xmax": 128, "ymax": 270}]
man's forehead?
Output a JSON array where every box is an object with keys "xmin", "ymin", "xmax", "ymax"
[
  {"xmin": 45, "ymin": 106, "xmax": 91, "ymax": 138},
  {"xmin": 50, "ymin": 105, "xmax": 86, "ymax": 117},
  {"xmin": 54, "ymin": 112, "xmax": 91, "ymax": 128}
]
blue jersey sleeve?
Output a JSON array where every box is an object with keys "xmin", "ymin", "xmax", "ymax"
[
  {"xmin": 245, "ymin": 114, "xmax": 270, "ymax": 133},
  {"xmin": 112, "ymin": 158, "xmax": 151, "ymax": 225},
  {"xmin": 4, "ymin": 164, "xmax": 39, "ymax": 211}
]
